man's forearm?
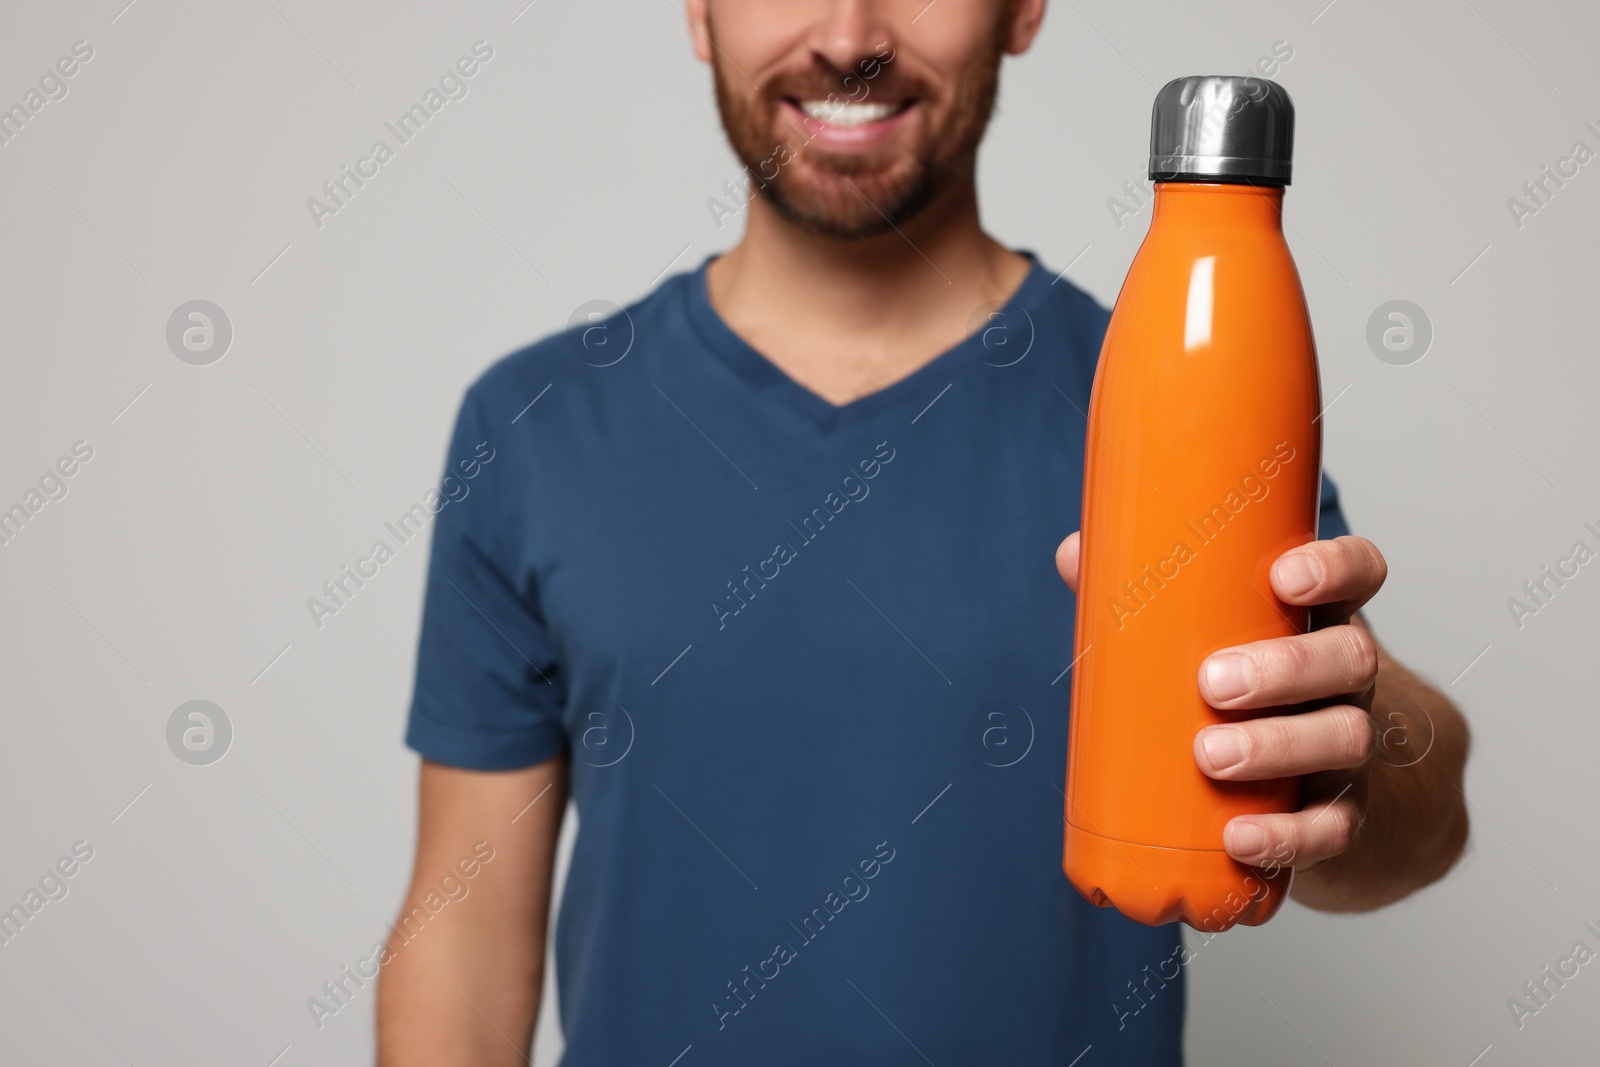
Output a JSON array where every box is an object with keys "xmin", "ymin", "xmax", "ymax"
[
  {"xmin": 377, "ymin": 758, "xmax": 565, "ymax": 1066},
  {"xmin": 375, "ymin": 894, "xmax": 543, "ymax": 1065},
  {"xmin": 1290, "ymin": 630, "xmax": 1472, "ymax": 912}
]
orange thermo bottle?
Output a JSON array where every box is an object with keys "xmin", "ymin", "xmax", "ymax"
[{"xmin": 1062, "ymin": 76, "xmax": 1323, "ymax": 930}]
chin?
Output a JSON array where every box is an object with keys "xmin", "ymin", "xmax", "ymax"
[{"xmin": 765, "ymin": 157, "xmax": 932, "ymax": 237}]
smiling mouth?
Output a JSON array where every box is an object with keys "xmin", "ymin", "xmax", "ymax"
[{"xmin": 788, "ymin": 97, "xmax": 917, "ymax": 129}]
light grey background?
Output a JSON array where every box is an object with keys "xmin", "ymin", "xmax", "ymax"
[{"xmin": 0, "ymin": 0, "xmax": 1594, "ymax": 1064}]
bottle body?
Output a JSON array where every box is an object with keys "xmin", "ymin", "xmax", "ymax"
[{"xmin": 1062, "ymin": 182, "xmax": 1322, "ymax": 930}]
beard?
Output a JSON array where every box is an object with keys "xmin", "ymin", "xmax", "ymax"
[{"xmin": 708, "ymin": 21, "xmax": 1008, "ymax": 239}]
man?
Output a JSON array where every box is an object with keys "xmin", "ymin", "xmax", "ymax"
[{"xmin": 376, "ymin": 1, "xmax": 1470, "ymax": 1063}]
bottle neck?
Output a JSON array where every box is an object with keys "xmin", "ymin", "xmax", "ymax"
[{"xmin": 1150, "ymin": 182, "xmax": 1285, "ymax": 232}]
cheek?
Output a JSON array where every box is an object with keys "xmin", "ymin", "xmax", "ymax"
[
  {"xmin": 907, "ymin": 44, "xmax": 1003, "ymax": 134},
  {"xmin": 706, "ymin": 11, "xmax": 800, "ymax": 79},
  {"xmin": 902, "ymin": 1, "xmax": 1001, "ymax": 73}
]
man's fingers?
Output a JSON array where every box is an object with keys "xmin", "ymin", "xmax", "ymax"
[
  {"xmin": 1055, "ymin": 531, "xmax": 1080, "ymax": 595},
  {"xmin": 1195, "ymin": 704, "xmax": 1375, "ymax": 780},
  {"xmin": 1270, "ymin": 535, "xmax": 1387, "ymax": 626},
  {"xmin": 1223, "ymin": 793, "xmax": 1361, "ymax": 870},
  {"xmin": 1198, "ymin": 623, "xmax": 1378, "ymax": 710}
]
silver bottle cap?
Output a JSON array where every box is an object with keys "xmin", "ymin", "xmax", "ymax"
[{"xmin": 1148, "ymin": 75, "xmax": 1294, "ymax": 185}]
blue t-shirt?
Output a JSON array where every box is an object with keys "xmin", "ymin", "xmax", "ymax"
[{"xmin": 405, "ymin": 251, "xmax": 1352, "ymax": 1066}]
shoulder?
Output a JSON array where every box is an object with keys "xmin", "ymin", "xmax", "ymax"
[
  {"xmin": 1016, "ymin": 256, "xmax": 1111, "ymax": 390},
  {"xmin": 1030, "ymin": 262, "xmax": 1110, "ymax": 345},
  {"xmin": 455, "ymin": 272, "xmax": 692, "ymax": 428}
]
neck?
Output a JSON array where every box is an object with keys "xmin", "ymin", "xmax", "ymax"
[
  {"xmin": 716, "ymin": 167, "xmax": 1000, "ymax": 300},
  {"xmin": 705, "ymin": 168, "xmax": 1033, "ymax": 406}
]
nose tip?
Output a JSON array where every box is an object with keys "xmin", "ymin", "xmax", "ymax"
[{"xmin": 811, "ymin": 1, "xmax": 893, "ymax": 78}]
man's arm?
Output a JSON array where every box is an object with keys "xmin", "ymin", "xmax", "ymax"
[{"xmin": 377, "ymin": 756, "xmax": 567, "ymax": 1066}]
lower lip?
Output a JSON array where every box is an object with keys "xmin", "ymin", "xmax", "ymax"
[{"xmin": 779, "ymin": 99, "xmax": 918, "ymax": 152}]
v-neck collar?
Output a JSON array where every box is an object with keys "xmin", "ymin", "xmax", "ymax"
[{"xmin": 682, "ymin": 249, "xmax": 1053, "ymax": 431}]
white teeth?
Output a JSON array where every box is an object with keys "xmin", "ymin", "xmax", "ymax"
[{"xmin": 798, "ymin": 100, "xmax": 898, "ymax": 128}]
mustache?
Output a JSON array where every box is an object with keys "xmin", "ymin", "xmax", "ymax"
[{"xmin": 762, "ymin": 55, "xmax": 920, "ymax": 105}]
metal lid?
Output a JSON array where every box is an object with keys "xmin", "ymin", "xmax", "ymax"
[{"xmin": 1148, "ymin": 75, "xmax": 1294, "ymax": 185}]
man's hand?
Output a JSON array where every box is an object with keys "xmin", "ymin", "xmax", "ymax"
[{"xmin": 1055, "ymin": 531, "xmax": 1471, "ymax": 910}]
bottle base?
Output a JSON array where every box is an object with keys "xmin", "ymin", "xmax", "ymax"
[{"xmin": 1063, "ymin": 823, "xmax": 1292, "ymax": 930}]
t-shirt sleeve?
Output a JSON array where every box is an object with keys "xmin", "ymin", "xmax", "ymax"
[
  {"xmin": 1317, "ymin": 469, "xmax": 1353, "ymax": 542},
  {"xmin": 404, "ymin": 388, "xmax": 568, "ymax": 770}
]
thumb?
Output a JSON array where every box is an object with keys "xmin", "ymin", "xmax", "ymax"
[{"xmin": 1055, "ymin": 531, "xmax": 1081, "ymax": 596}]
